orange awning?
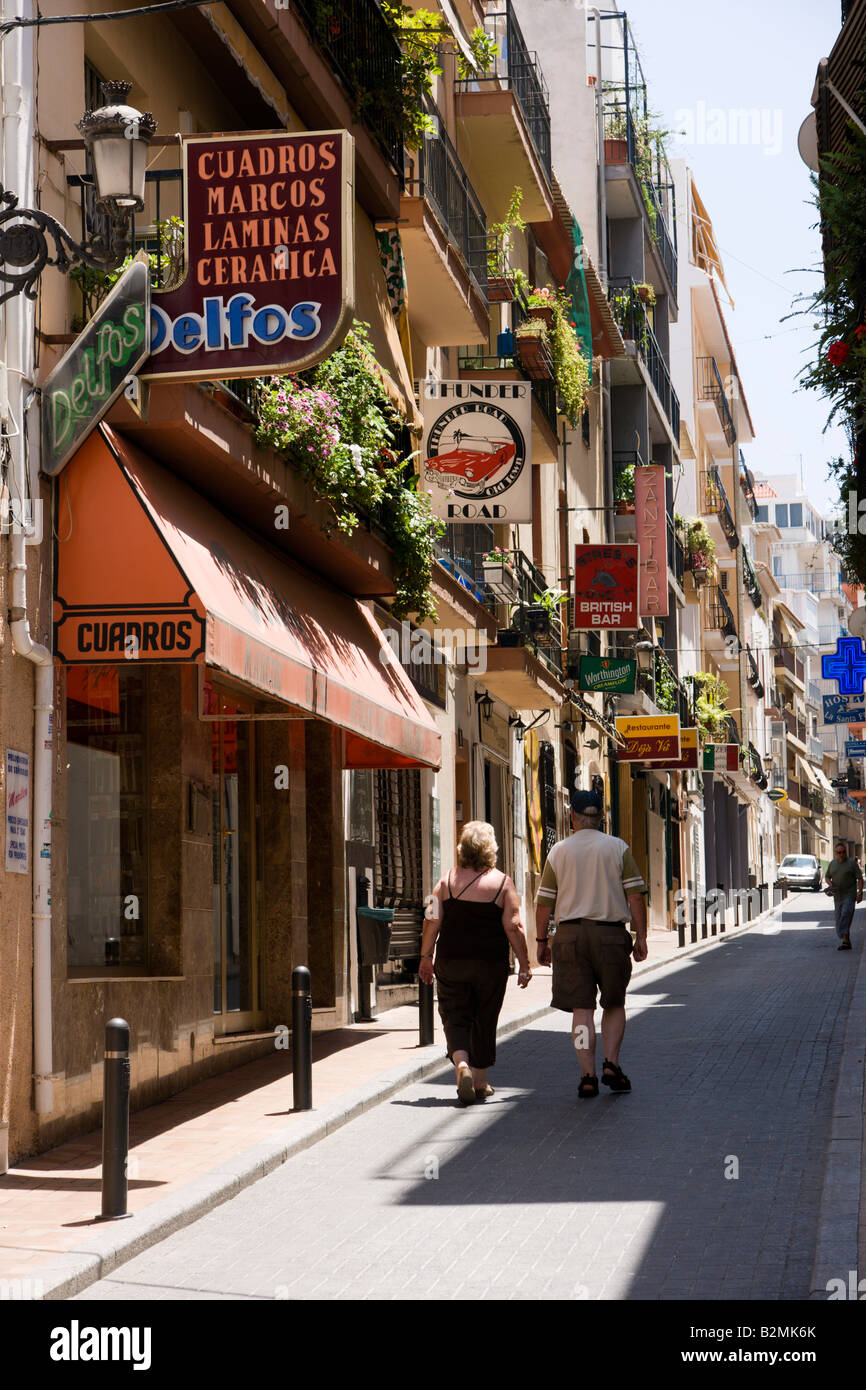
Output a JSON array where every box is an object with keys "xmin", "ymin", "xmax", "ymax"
[{"xmin": 54, "ymin": 427, "xmax": 441, "ymax": 771}]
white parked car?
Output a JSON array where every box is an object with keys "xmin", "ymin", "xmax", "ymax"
[{"xmin": 777, "ymin": 854, "xmax": 823, "ymax": 892}]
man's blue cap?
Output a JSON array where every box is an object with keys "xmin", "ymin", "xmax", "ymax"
[{"xmin": 571, "ymin": 789, "xmax": 603, "ymax": 815}]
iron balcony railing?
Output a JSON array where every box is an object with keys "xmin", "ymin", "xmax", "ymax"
[
  {"xmin": 667, "ymin": 511, "xmax": 685, "ymax": 586},
  {"xmin": 611, "ymin": 448, "xmax": 645, "ymax": 506},
  {"xmin": 697, "ymin": 356, "xmax": 736, "ymax": 447},
  {"xmin": 607, "ymin": 278, "xmax": 680, "ymax": 437},
  {"xmin": 704, "ymin": 584, "xmax": 738, "ymax": 641},
  {"xmin": 746, "ymin": 646, "xmax": 765, "ymax": 699},
  {"xmin": 435, "ymin": 523, "xmax": 498, "ymax": 614},
  {"xmin": 701, "ymin": 464, "xmax": 739, "ymax": 550},
  {"xmin": 509, "ymin": 549, "xmax": 564, "ymax": 677},
  {"xmin": 724, "ymin": 713, "xmax": 741, "ymax": 746},
  {"xmin": 68, "ymin": 167, "xmax": 183, "ymax": 305},
  {"xmin": 739, "ymin": 450, "xmax": 759, "ymax": 520},
  {"xmin": 290, "ymin": 0, "xmax": 403, "ymax": 177},
  {"xmin": 782, "ymin": 707, "xmax": 807, "ymax": 745},
  {"xmin": 466, "ymin": 1, "xmax": 552, "ymax": 182},
  {"xmin": 600, "ymin": 97, "xmax": 677, "ymax": 294},
  {"xmin": 406, "ymin": 102, "xmax": 488, "ymax": 304},
  {"xmin": 810, "ymin": 735, "xmax": 825, "ymax": 762},
  {"xmin": 774, "ymin": 644, "xmax": 805, "ymax": 683},
  {"xmin": 742, "ymin": 547, "xmax": 761, "ymax": 609},
  {"xmin": 774, "ymin": 572, "xmax": 845, "ymax": 594}
]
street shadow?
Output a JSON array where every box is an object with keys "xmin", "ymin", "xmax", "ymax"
[{"xmin": 380, "ymin": 909, "xmax": 857, "ymax": 1300}]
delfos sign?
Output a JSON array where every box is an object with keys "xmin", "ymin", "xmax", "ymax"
[{"xmin": 143, "ymin": 131, "xmax": 354, "ymax": 381}]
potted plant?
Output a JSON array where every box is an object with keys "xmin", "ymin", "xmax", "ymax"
[
  {"xmin": 514, "ymin": 318, "xmax": 554, "ymax": 379},
  {"xmin": 613, "ymin": 462, "xmax": 636, "ymax": 513},
  {"xmin": 634, "ymin": 281, "xmax": 656, "ymax": 306},
  {"xmin": 603, "ymin": 106, "xmax": 629, "ymax": 164},
  {"xmin": 486, "ymin": 186, "xmax": 524, "ymax": 304},
  {"xmin": 525, "ymin": 587, "xmax": 569, "ymax": 637},
  {"xmin": 685, "ymin": 519, "xmax": 716, "ymax": 584},
  {"xmin": 482, "ymin": 547, "xmax": 517, "ymax": 599}
]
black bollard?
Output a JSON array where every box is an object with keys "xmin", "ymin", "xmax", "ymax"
[
  {"xmin": 419, "ymin": 978, "xmax": 434, "ymax": 1046},
  {"xmin": 99, "ymin": 1018, "xmax": 132, "ymax": 1221},
  {"xmin": 292, "ymin": 966, "xmax": 313, "ymax": 1111}
]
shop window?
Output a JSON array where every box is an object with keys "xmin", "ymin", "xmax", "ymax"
[{"xmin": 67, "ymin": 667, "xmax": 148, "ymax": 972}]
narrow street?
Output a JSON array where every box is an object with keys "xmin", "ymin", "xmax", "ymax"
[{"xmin": 76, "ymin": 897, "xmax": 861, "ymax": 1302}]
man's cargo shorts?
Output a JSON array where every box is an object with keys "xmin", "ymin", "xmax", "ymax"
[{"xmin": 551, "ymin": 918, "xmax": 634, "ymax": 1011}]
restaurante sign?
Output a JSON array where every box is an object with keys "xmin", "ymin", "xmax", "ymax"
[{"xmin": 143, "ymin": 131, "xmax": 354, "ymax": 381}]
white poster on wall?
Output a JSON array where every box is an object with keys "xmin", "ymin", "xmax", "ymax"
[
  {"xmin": 421, "ymin": 380, "xmax": 532, "ymax": 522},
  {"xmin": 5, "ymin": 749, "xmax": 30, "ymax": 875}
]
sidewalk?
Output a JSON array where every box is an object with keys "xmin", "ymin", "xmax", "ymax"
[{"xmin": 0, "ymin": 914, "xmax": 775, "ymax": 1299}]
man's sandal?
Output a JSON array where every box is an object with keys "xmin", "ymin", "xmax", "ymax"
[
  {"xmin": 578, "ymin": 1074, "xmax": 598, "ymax": 1099},
  {"xmin": 601, "ymin": 1059, "xmax": 631, "ymax": 1093}
]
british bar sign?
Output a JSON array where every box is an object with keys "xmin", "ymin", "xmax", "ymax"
[
  {"xmin": 144, "ymin": 131, "xmax": 354, "ymax": 381},
  {"xmin": 573, "ymin": 543, "xmax": 640, "ymax": 629},
  {"xmin": 421, "ymin": 381, "xmax": 531, "ymax": 522}
]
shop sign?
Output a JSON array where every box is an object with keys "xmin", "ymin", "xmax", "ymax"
[
  {"xmin": 845, "ymin": 740, "xmax": 866, "ymax": 758},
  {"xmin": 634, "ymin": 464, "xmax": 669, "ymax": 618},
  {"xmin": 823, "ymin": 694, "xmax": 866, "ymax": 724},
  {"xmin": 5, "ymin": 749, "xmax": 30, "ymax": 875},
  {"xmin": 143, "ymin": 130, "xmax": 354, "ymax": 381},
  {"xmin": 480, "ymin": 710, "xmax": 510, "ymax": 760},
  {"xmin": 573, "ymin": 544, "xmax": 639, "ymax": 629},
  {"xmin": 578, "ymin": 654, "xmax": 636, "ymax": 694},
  {"xmin": 421, "ymin": 381, "xmax": 531, "ymax": 522},
  {"xmin": 54, "ymin": 605, "xmax": 206, "ymax": 664},
  {"xmin": 702, "ymin": 744, "xmax": 739, "ymax": 772},
  {"xmin": 767, "ymin": 787, "xmax": 787, "ymax": 803},
  {"xmin": 651, "ymin": 727, "xmax": 698, "ymax": 770},
  {"xmin": 41, "ymin": 261, "xmax": 150, "ymax": 478},
  {"xmin": 615, "ymin": 715, "xmax": 680, "ymax": 762},
  {"xmin": 821, "ymin": 635, "xmax": 866, "ymax": 693}
]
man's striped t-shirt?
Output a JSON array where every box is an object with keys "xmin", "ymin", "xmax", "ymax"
[{"xmin": 535, "ymin": 829, "xmax": 647, "ymax": 922}]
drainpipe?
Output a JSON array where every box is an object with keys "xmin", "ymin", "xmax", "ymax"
[{"xmin": 1, "ymin": 0, "xmax": 55, "ymax": 1115}]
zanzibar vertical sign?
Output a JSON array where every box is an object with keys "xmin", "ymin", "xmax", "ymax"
[
  {"xmin": 5, "ymin": 748, "xmax": 30, "ymax": 874},
  {"xmin": 144, "ymin": 130, "xmax": 355, "ymax": 380},
  {"xmin": 635, "ymin": 465, "xmax": 669, "ymax": 618}
]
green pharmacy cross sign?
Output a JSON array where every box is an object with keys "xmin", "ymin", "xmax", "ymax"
[{"xmin": 41, "ymin": 260, "xmax": 150, "ymax": 478}]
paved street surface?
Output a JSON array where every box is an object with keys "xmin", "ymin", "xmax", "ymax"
[{"xmin": 76, "ymin": 896, "xmax": 861, "ymax": 1301}]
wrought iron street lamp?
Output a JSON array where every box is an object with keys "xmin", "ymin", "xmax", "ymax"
[{"xmin": 0, "ymin": 81, "xmax": 156, "ymax": 308}]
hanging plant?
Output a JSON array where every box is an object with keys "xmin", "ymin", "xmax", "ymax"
[
  {"xmin": 513, "ymin": 272, "xmax": 591, "ymax": 422},
  {"xmin": 381, "ymin": 3, "xmax": 499, "ymax": 147},
  {"xmin": 254, "ymin": 320, "xmax": 444, "ymax": 621}
]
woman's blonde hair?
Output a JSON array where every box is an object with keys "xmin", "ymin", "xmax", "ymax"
[{"xmin": 457, "ymin": 821, "xmax": 498, "ymax": 870}]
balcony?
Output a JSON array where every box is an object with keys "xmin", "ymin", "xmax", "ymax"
[
  {"xmin": 402, "ymin": 104, "xmax": 489, "ymax": 345},
  {"xmin": 774, "ymin": 572, "xmax": 845, "ymax": 595},
  {"xmin": 783, "ymin": 707, "xmax": 808, "ymax": 748},
  {"xmin": 775, "ymin": 644, "xmax": 805, "ymax": 686},
  {"xmin": 457, "ymin": 300, "xmax": 562, "ymax": 458},
  {"xmin": 739, "ymin": 450, "xmax": 759, "ymax": 520},
  {"xmin": 810, "ymin": 735, "xmax": 825, "ymax": 762},
  {"xmin": 787, "ymin": 777, "xmax": 804, "ymax": 807},
  {"xmin": 697, "ymin": 356, "xmax": 736, "ymax": 448},
  {"xmin": 608, "ymin": 279, "xmax": 680, "ymax": 439},
  {"xmin": 702, "ymin": 584, "xmax": 738, "ymax": 645},
  {"xmin": 667, "ymin": 512, "xmax": 685, "ymax": 590},
  {"xmin": 742, "ymin": 548, "xmax": 762, "ymax": 609},
  {"xmin": 290, "ymin": 0, "xmax": 403, "ymax": 178},
  {"xmin": 700, "ymin": 464, "xmax": 739, "ymax": 552},
  {"xmin": 746, "ymin": 646, "xmax": 765, "ymax": 699},
  {"xmin": 819, "ymin": 623, "xmax": 850, "ymax": 645},
  {"xmin": 456, "ymin": 0, "xmax": 553, "ymax": 222}
]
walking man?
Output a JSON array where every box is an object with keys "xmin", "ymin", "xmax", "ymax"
[
  {"xmin": 535, "ymin": 789, "xmax": 648, "ymax": 1099},
  {"xmin": 824, "ymin": 840, "xmax": 863, "ymax": 951}
]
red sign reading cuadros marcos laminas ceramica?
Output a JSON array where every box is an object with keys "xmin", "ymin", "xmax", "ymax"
[{"xmin": 142, "ymin": 130, "xmax": 355, "ymax": 381}]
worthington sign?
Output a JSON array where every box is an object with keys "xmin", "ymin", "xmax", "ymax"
[{"xmin": 40, "ymin": 260, "xmax": 150, "ymax": 478}]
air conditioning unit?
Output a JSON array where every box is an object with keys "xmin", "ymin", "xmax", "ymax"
[{"xmin": 771, "ymin": 737, "xmax": 784, "ymax": 760}]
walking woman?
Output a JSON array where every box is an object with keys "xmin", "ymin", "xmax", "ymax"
[{"xmin": 419, "ymin": 821, "xmax": 531, "ymax": 1105}]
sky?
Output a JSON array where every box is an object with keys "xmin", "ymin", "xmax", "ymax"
[{"xmin": 618, "ymin": 0, "xmax": 849, "ymax": 512}]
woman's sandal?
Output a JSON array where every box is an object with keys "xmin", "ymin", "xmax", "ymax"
[
  {"xmin": 457, "ymin": 1068, "xmax": 476, "ymax": 1105},
  {"xmin": 578, "ymin": 1074, "xmax": 598, "ymax": 1099},
  {"xmin": 474, "ymin": 1085, "xmax": 494, "ymax": 1100},
  {"xmin": 601, "ymin": 1059, "xmax": 631, "ymax": 1093}
]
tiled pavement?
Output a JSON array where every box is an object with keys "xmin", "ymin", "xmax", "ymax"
[{"xmin": 74, "ymin": 895, "xmax": 865, "ymax": 1301}]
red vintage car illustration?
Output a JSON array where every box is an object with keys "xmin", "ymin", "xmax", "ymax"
[{"xmin": 424, "ymin": 431, "xmax": 516, "ymax": 484}]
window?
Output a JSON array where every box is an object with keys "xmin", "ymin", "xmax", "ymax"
[
  {"xmin": 775, "ymin": 504, "xmax": 789, "ymax": 528},
  {"xmin": 789, "ymin": 503, "xmax": 803, "ymax": 528},
  {"xmin": 756, "ymin": 505, "xmax": 769, "ymax": 522},
  {"xmin": 67, "ymin": 667, "xmax": 148, "ymax": 972},
  {"xmin": 772, "ymin": 556, "xmax": 782, "ymax": 576}
]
